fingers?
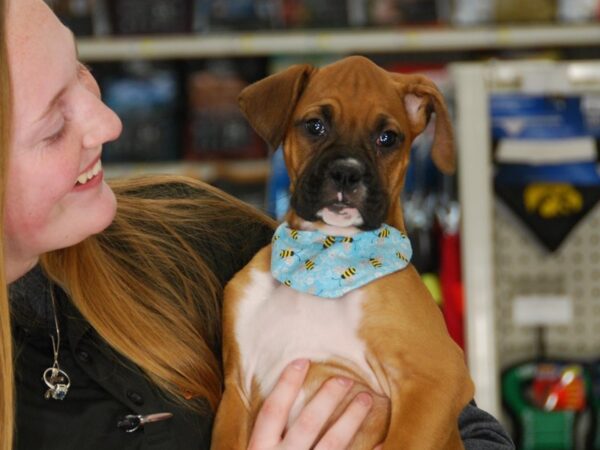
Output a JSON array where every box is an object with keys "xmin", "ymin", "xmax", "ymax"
[
  {"xmin": 313, "ymin": 392, "xmax": 374, "ymax": 450},
  {"xmin": 249, "ymin": 361, "xmax": 375, "ymax": 450},
  {"xmin": 248, "ymin": 359, "xmax": 310, "ymax": 450},
  {"xmin": 283, "ymin": 377, "xmax": 359, "ymax": 449}
]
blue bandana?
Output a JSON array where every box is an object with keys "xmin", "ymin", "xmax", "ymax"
[{"xmin": 271, "ymin": 223, "xmax": 412, "ymax": 298}]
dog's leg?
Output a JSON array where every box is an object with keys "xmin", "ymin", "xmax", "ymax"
[
  {"xmin": 381, "ymin": 379, "xmax": 467, "ymax": 450},
  {"xmin": 376, "ymin": 340, "xmax": 471, "ymax": 450},
  {"xmin": 211, "ymin": 379, "xmax": 252, "ymax": 450},
  {"xmin": 444, "ymin": 426, "xmax": 465, "ymax": 450},
  {"xmin": 211, "ymin": 273, "xmax": 252, "ymax": 450},
  {"xmin": 213, "ymin": 247, "xmax": 273, "ymax": 449},
  {"xmin": 363, "ymin": 268, "xmax": 473, "ymax": 450}
]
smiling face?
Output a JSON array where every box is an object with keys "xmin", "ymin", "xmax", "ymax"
[{"xmin": 5, "ymin": 0, "xmax": 122, "ymax": 282}]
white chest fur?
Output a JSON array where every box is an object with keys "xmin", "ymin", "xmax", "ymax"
[{"xmin": 235, "ymin": 268, "xmax": 382, "ymax": 402}]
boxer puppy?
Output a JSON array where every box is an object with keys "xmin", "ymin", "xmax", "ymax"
[{"xmin": 212, "ymin": 56, "xmax": 474, "ymax": 450}]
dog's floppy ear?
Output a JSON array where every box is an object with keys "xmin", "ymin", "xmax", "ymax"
[
  {"xmin": 394, "ymin": 74, "xmax": 455, "ymax": 174},
  {"xmin": 238, "ymin": 64, "xmax": 315, "ymax": 150}
]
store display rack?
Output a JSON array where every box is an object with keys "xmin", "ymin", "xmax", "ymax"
[
  {"xmin": 452, "ymin": 59, "xmax": 600, "ymax": 419},
  {"xmin": 79, "ymin": 24, "xmax": 600, "ymax": 61}
]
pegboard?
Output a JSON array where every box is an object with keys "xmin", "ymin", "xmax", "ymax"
[{"xmin": 494, "ymin": 199, "xmax": 600, "ymax": 369}]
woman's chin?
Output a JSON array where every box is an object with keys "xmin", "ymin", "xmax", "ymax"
[
  {"xmin": 72, "ymin": 182, "xmax": 117, "ymax": 242},
  {"xmin": 93, "ymin": 182, "xmax": 118, "ymax": 232}
]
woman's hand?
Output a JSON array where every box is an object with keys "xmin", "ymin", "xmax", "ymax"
[{"xmin": 248, "ymin": 359, "xmax": 378, "ymax": 450}]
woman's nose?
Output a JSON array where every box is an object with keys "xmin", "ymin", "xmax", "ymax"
[{"xmin": 82, "ymin": 99, "xmax": 123, "ymax": 149}]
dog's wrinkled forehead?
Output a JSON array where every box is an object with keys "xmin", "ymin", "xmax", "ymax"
[
  {"xmin": 298, "ymin": 57, "xmax": 403, "ymax": 115},
  {"xmin": 311, "ymin": 57, "xmax": 389, "ymax": 92}
]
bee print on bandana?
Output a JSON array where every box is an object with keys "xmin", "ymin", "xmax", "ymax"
[
  {"xmin": 341, "ymin": 236, "xmax": 354, "ymax": 251},
  {"xmin": 396, "ymin": 251, "xmax": 409, "ymax": 263},
  {"xmin": 325, "ymin": 266, "xmax": 360, "ymax": 294},
  {"xmin": 372, "ymin": 227, "xmax": 393, "ymax": 246},
  {"xmin": 341, "ymin": 267, "xmax": 357, "ymax": 280},
  {"xmin": 322, "ymin": 235, "xmax": 337, "ymax": 249},
  {"xmin": 369, "ymin": 257, "xmax": 383, "ymax": 269},
  {"xmin": 279, "ymin": 249, "xmax": 295, "ymax": 259},
  {"xmin": 378, "ymin": 228, "xmax": 390, "ymax": 239},
  {"xmin": 278, "ymin": 248, "xmax": 300, "ymax": 266},
  {"xmin": 304, "ymin": 259, "xmax": 316, "ymax": 271},
  {"xmin": 271, "ymin": 222, "xmax": 412, "ymax": 298}
]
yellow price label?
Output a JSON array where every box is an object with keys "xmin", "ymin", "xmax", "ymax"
[
  {"xmin": 316, "ymin": 34, "xmax": 332, "ymax": 51},
  {"xmin": 405, "ymin": 31, "xmax": 421, "ymax": 48},
  {"xmin": 239, "ymin": 35, "xmax": 255, "ymax": 53},
  {"xmin": 139, "ymin": 38, "xmax": 157, "ymax": 58},
  {"xmin": 496, "ymin": 28, "xmax": 513, "ymax": 46}
]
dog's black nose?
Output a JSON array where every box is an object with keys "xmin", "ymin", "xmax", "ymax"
[{"xmin": 328, "ymin": 158, "xmax": 364, "ymax": 191}]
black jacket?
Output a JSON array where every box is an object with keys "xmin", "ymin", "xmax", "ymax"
[
  {"xmin": 10, "ymin": 184, "xmax": 513, "ymax": 450},
  {"xmin": 12, "ymin": 266, "xmax": 213, "ymax": 450}
]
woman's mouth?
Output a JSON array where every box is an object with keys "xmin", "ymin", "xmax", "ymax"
[{"xmin": 76, "ymin": 160, "xmax": 102, "ymax": 186}]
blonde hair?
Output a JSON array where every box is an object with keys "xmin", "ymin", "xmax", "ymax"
[
  {"xmin": 41, "ymin": 175, "xmax": 275, "ymax": 412},
  {"xmin": 0, "ymin": 0, "xmax": 15, "ymax": 447}
]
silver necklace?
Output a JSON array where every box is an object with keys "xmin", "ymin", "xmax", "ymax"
[{"xmin": 42, "ymin": 288, "xmax": 71, "ymax": 400}]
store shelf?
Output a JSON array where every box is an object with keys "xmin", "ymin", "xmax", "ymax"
[
  {"xmin": 78, "ymin": 24, "xmax": 600, "ymax": 61},
  {"xmin": 105, "ymin": 159, "xmax": 270, "ymax": 184}
]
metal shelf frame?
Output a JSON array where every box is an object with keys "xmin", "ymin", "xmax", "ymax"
[{"xmin": 78, "ymin": 24, "xmax": 600, "ymax": 61}]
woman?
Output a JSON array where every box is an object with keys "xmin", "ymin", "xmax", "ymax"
[{"xmin": 1, "ymin": 0, "xmax": 515, "ymax": 448}]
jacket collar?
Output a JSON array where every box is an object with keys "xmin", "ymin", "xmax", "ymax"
[{"xmin": 10, "ymin": 265, "xmax": 91, "ymax": 348}]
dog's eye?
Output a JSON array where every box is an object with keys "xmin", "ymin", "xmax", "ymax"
[
  {"xmin": 376, "ymin": 130, "xmax": 399, "ymax": 148},
  {"xmin": 305, "ymin": 118, "xmax": 326, "ymax": 137}
]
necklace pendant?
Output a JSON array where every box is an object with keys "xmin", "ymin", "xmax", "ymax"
[
  {"xmin": 45, "ymin": 287, "xmax": 71, "ymax": 400},
  {"xmin": 45, "ymin": 383, "xmax": 69, "ymax": 400},
  {"xmin": 42, "ymin": 366, "xmax": 71, "ymax": 400}
]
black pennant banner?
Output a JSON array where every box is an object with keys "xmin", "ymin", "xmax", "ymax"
[{"xmin": 495, "ymin": 182, "xmax": 600, "ymax": 252}]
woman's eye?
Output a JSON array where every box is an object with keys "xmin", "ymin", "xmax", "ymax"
[
  {"xmin": 44, "ymin": 126, "xmax": 66, "ymax": 147},
  {"xmin": 376, "ymin": 130, "xmax": 399, "ymax": 148},
  {"xmin": 305, "ymin": 118, "xmax": 326, "ymax": 137}
]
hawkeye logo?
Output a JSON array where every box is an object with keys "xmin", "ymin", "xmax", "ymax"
[{"xmin": 524, "ymin": 183, "xmax": 583, "ymax": 219}]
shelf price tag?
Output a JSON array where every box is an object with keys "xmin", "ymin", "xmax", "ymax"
[
  {"xmin": 316, "ymin": 34, "xmax": 332, "ymax": 51},
  {"xmin": 512, "ymin": 295, "xmax": 573, "ymax": 326},
  {"xmin": 405, "ymin": 31, "xmax": 421, "ymax": 49},
  {"xmin": 496, "ymin": 28, "xmax": 513, "ymax": 46},
  {"xmin": 521, "ymin": 68, "xmax": 571, "ymax": 94},
  {"xmin": 239, "ymin": 35, "xmax": 255, "ymax": 53},
  {"xmin": 139, "ymin": 38, "xmax": 158, "ymax": 58}
]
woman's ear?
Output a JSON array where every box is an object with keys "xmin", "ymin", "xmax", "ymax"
[
  {"xmin": 238, "ymin": 64, "xmax": 315, "ymax": 150},
  {"xmin": 393, "ymin": 73, "xmax": 456, "ymax": 174}
]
